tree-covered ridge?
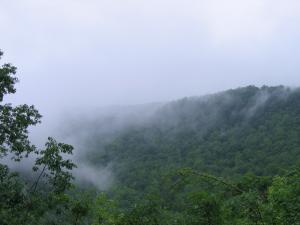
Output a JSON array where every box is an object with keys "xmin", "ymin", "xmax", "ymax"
[
  {"xmin": 2, "ymin": 49, "xmax": 300, "ymax": 224},
  {"xmin": 88, "ymin": 85, "xmax": 300, "ymax": 199}
]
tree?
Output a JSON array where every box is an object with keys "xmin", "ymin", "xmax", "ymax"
[
  {"xmin": 0, "ymin": 50, "xmax": 77, "ymax": 224},
  {"xmin": 32, "ymin": 137, "xmax": 76, "ymax": 193},
  {"xmin": 0, "ymin": 50, "xmax": 41, "ymax": 161}
]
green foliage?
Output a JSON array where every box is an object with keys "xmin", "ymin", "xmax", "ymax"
[
  {"xmin": 0, "ymin": 50, "xmax": 79, "ymax": 224},
  {"xmin": 2, "ymin": 49, "xmax": 300, "ymax": 224},
  {"xmin": 186, "ymin": 192, "xmax": 221, "ymax": 225},
  {"xmin": 83, "ymin": 85, "xmax": 300, "ymax": 205},
  {"xmin": 267, "ymin": 170, "xmax": 300, "ymax": 225},
  {"xmin": 0, "ymin": 50, "xmax": 17, "ymax": 101},
  {"xmin": 0, "ymin": 51, "xmax": 42, "ymax": 161},
  {"xmin": 92, "ymin": 193, "xmax": 122, "ymax": 225},
  {"xmin": 0, "ymin": 164, "xmax": 29, "ymax": 225},
  {"xmin": 83, "ymin": 86, "xmax": 300, "ymax": 225},
  {"xmin": 87, "ymin": 169, "xmax": 300, "ymax": 225},
  {"xmin": 32, "ymin": 137, "xmax": 76, "ymax": 193}
]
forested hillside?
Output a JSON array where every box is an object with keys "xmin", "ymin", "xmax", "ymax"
[
  {"xmin": 2, "ymin": 49, "xmax": 300, "ymax": 224},
  {"xmin": 84, "ymin": 86, "xmax": 300, "ymax": 196}
]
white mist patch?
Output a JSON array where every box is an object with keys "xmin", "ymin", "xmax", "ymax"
[
  {"xmin": 73, "ymin": 163, "xmax": 113, "ymax": 190},
  {"xmin": 246, "ymin": 91, "xmax": 271, "ymax": 118},
  {"xmin": 245, "ymin": 86, "xmax": 292, "ymax": 119}
]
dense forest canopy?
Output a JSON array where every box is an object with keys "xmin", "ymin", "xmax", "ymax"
[
  {"xmin": 1, "ymin": 50, "xmax": 300, "ymax": 224},
  {"xmin": 83, "ymin": 85, "xmax": 300, "ymax": 190}
]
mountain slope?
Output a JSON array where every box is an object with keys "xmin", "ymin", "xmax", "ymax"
[{"xmin": 81, "ymin": 86, "xmax": 300, "ymax": 197}]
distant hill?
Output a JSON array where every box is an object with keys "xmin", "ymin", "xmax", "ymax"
[{"xmin": 77, "ymin": 86, "xmax": 300, "ymax": 198}]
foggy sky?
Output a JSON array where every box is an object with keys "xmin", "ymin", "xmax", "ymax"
[
  {"xmin": 1, "ymin": 0, "xmax": 300, "ymax": 116},
  {"xmin": 2, "ymin": 0, "xmax": 300, "ymax": 190}
]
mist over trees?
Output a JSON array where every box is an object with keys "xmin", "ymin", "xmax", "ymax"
[
  {"xmin": 1, "ymin": 50, "xmax": 300, "ymax": 224},
  {"xmin": 0, "ymin": 50, "xmax": 94, "ymax": 224}
]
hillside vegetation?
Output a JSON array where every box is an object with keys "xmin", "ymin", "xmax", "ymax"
[
  {"xmin": 87, "ymin": 86, "xmax": 300, "ymax": 193},
  {"xmin": 1, "ymin": 50, "xmax": 300, "ymax": 224}
]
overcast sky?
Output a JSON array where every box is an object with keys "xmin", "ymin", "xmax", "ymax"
[{"xmin": 1, "ymin": 0, "xmax": 300, "ymax": 116}]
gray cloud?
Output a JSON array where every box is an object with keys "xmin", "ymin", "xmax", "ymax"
[{"xmin": 1, "ymin": 0, "xmax": 300, "ymax": 114}]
